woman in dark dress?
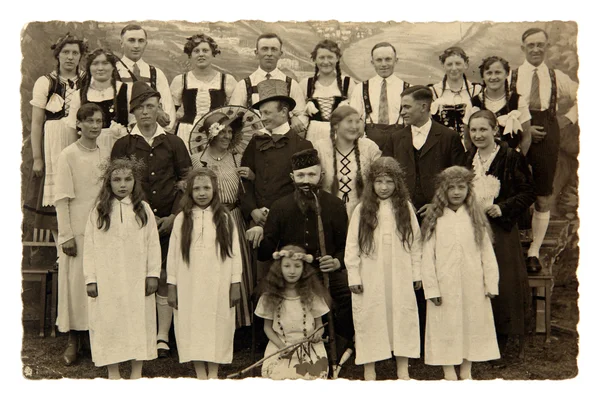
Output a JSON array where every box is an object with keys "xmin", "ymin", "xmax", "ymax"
[{"xmin": 466, "ymin": 109, "xmax": 535, "ymax": 363}]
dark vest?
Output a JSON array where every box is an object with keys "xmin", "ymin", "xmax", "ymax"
[
  {"xmin": 306, "ymin": 76, "xmax": 351, "ymax": 122},
  {"xmin": 44, "ymin": 72, "xmax": 83, "ymax": 121},
  {"xmin": 117, "ymin": 61, "xmax": 157, "ymax": 90},
  {"xmin": 81, "ymin": 82, "xmax": 129, "ymax": 128},
  {"xmin": 180, "ymin": 72, "xmax": 227, "ymax": 124},
  {"xmin": 244, "ymin": 75, "xmax": 292, "ymax": 108}
]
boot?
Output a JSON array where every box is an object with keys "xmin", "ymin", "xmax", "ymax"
[{"xmin": 63, "ymin": 331, "xmax": 80, "ymax": 366}]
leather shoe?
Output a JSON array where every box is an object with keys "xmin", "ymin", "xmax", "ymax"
[
  {"xmin": 157, "ymin": 339, "xmax": 170, "ymax": 358},
  {"xmin": 526, "ymin": 256, "xmax": 542, "ymax": 274},
  {"xmin": 63, "ymin": 342, "xmax": 78, "ymax": 366}
]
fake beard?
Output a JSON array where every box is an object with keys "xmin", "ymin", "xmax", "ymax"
[{"xmin": 293, "ymin": 182, "xmax": 321, "ymax": 214}]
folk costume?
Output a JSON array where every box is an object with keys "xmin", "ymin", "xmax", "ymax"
[
  {"xmin": 313, "ymin": 137, "xmax": 381, "ymax": 218},
  {"xmin": 345, "ymin": 200, "xmax": 422, "ymax": 365},
  {"xmin": 229, "ymin": 67, "xmax": 308, "ymax": 130},
  {"xmin": 382, "ymin": 119, "xmax": 466, "ymax": 211},
  {"xmin": 83, "ymin": 198, "xmax": 161, "ymax": 367},
  {"xmin": 116, "ymin": 56, "xmax": 176, "ymax": 132},
  {"xmin": 429, "ymin": 78, "xmax": 482, "ymax": 149},
  {"xmin": 24, "ymin": 70, "xmax": 84, "ymax": 230},
  {"xmin": 467, "ymin": 141, "xmax": 535, "ymax": 336},
  {"xmin": 67, "ymin": 80, "xmax": 132, "ymax": 153},
  {"xmin": 171, "ymin": 71, "xmax": 237, "ymax": 153},
  {"xmin": 167, "ymin": 207, "xmax": 242, "ymax": 364},
  {"xmin": 55, "ymin": 141, "xmax": 109, "ymax": 333},
  {"xmin": 255, "ymin": 293, "xmax": 330, "ymax": 379},
  {"xmin": 470, "ymin": 87, "xmax": 531, "ymax": 150},
  {"xmin": 349, "ymin": 74, "xmax": 410, "ymax": 150},
  {"xmin": 300, "ymin": 75, "xmax": 355, "ymax": 143},
  {"xmin": 421, "ymin": 206, "xmax": 500, "ymax": 366}
]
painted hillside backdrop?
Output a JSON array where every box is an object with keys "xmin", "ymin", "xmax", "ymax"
[{"xmin": 20, "ymin": 20, "xmax": 579, "ymax": 222}]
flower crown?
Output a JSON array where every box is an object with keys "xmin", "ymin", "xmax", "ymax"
[
  {"xmin": 273, "ymin": 250, "xmax": 314, "ymax": 263},
  {"xmin": 208, "ymin": 123, "xmax": 226, "ymax": 140},
  {"xmin": 97, "ymin": 156, "xmax": 146, "ymax": 183},
  {"xmin": 51, "ymin": 32, "xmax": 88, "ymax": 53}
]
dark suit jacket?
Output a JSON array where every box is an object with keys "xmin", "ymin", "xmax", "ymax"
[{"xmin": 382, "ymin": 120, "xmax": 466, "ymax": 208}]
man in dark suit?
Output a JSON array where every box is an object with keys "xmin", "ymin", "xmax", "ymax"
[{"xmin": 382, "ymin": 85, "xmax": 465, "ymax": 219}]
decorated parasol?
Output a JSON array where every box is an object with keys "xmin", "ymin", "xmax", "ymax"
[{"xmin": 189, "ymin": 105, "xmax": 264, "ymax": 157}]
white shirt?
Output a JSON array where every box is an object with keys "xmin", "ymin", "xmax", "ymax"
[
  {"xmin": 515, "ymin": 61, "xmax": 578, "ymax": 123},
  {"xmin": 349, "ymin": 74, "xmax": 406, "ymax": 125},
  {"xmin": 259, "ymin": 122, "xmax": 290, "ymax": 136},
  {"xmin": 130, "ymin": 123, "xmax": 166, "ymax": 147},
  {"xmin": 411, "ymin": 118, "xmax": 432, "ymax": 150},
  {"xmin": 117, "ymin": 56, "xmax": 177, "ymax": 132},
  {"xmin": 229, "ymin": 67, "xmax": 307, "ymax": 126}
]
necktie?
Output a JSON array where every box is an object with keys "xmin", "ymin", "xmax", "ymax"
[
  {"xmin": 529, "ymin": 68, "xmax": 541, "ymax": 110},
  {"xmin": 132, "ymin": 62, "xmax": 141, "ymax": 80},
  {"xmin": 265, "ymin": 73, "xmax": 272, "ymax": 80},
  {"xmin": 378, "ymin": 79, "xmax": 389, "ymax": 124}
]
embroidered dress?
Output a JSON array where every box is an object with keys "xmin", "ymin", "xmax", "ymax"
[
  {"xmin": 83, "ymin": 198, "xmax": 161, "ymax": 367},
  {"xmin": 167, "ymin": 207, "xmax": 242, "ymax": 363},
  {"xmin": 345, "ymin": 200, "xmax": 422, "ymax": 364},
  {"xmin": 54, "ymin": 141, "xmax": 108, "ymax": 332},
  {"xmin": 255, "ymin": 294, "xmax": 329, "ymax": 379}
]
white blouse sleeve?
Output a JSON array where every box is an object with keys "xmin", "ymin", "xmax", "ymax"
[
  {"xmin": 83, "ymin": 209, "xmax": 99, "ymax": 285},
  {"xmin": 345, "ymin": 203, "xmax": 363, "ymax": 287},
  {"xmin": 310, "ymin": 294, "xmax": 330, "ymax": 318},
  {"xmin": 170, "ymin": 74, "xmax": 184, "ymax": 107},
  {"xmin": 481, "ymin": 229, "xmax": 499, "ymax": 296},
  {"xmin": 421, "ymin": 231, "xmax": 441, "ymax": 300},
  {"xmin": 30, "ymin": 76, "xmax": 50, "ymax": 109},
  {"xmin": 408, "ymin": 202, "xmax": 422, "ymax": 282},
  {"xmin": 254, "ymin": 295, "xmax": 274, "ymax": 319},
  {"xmin": 229, "ymin": 217, "xmax": 243, "ymax": 284},
  {"xmin": 144, "ymin": 203, "xmax": 161, "ymax": 278},
  {"xmin": 166, "ymin": 213, "xmax": 183, "ymax": 285}
]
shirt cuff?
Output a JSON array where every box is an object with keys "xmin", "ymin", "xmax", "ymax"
[
  {"xmin": 231, "ymin": 274, "xmax": 242, "ymax": 284},
  {"xmin": 166, "ymin": 275, "xmax": 177, "ymax": 285}
]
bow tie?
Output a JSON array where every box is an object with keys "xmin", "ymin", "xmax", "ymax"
[{"xmin": 255, "ymin": 133, "xmax": 287, "ymax": 151}]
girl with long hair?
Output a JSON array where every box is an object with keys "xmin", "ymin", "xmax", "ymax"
[
  {"xmin": 24, "ymin": 32, "xmax": 87, "ymax": 241},
  {"xmin": 429, "ymin": 47, "xmax": 481, "ymax": 150},
  {"xmin": 83, "ymin": 157, "xmax": 161, "ymax": 379},
  {"xmin": 67, "ymin": 48, "xmax": 131, "ymax": 153},
  {"xmin": 468, "ymin": 56, "xmax": 532, "ymax": 154},
  {"xmin": 301, "ymin": 40, "xmax": 356, "ymax": 143},
  {"xmin": 420, "ymin": 166, "xmax": 500, "ymax": 380},
  {"xmin": 166, "ymin": 168, "xmax": 242, "ymax": 379},
  {"xmin": 255, "ymin": 245, "xmax": 331, "ymax": 380},
  {"xmin": 313, "ymin": 105, "xmax": 380, "ymax": 218},
  {"xmin": 345, "ymin": 157, "xmax": 422, "ymax": 380},
  {"xmin": 171, "ymin": 34, "xmax": 237, "ymax": 153},
  {"xmin": 466, "ymin": 110, "xmax": 535, "ymax": 365}
]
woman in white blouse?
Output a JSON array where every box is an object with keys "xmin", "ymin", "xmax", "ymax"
[
  {"xmin": 171, "ymin": 34, "xmax": 237, "ymax": 153},
  {"xmin": 300, "ymin": 40, "xmax": 356, "ymax": 144},
  {"xmin": 313, "ymin": 105, "xmax": 381, "ymax": 218}
]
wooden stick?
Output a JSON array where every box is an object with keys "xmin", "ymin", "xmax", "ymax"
[{"xmin": 226, "ymin": 324, "xmax": 327, "ymax": 379}]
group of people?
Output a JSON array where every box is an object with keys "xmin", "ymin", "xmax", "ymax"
[{"xmin": 22, "ymin": 23, "xmax": 578, "ymax": 380}]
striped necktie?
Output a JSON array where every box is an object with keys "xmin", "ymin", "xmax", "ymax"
[
  {"xmin": 132, "ymin": 62, "xmax": 141, "ymax": 80},
  {"xmin": 529, "ymin": 68, "xmax": 542, "ymax": 110},
  {"xmin": 378, "ymin": 79, "xmax": 389, "ymax": 124}
]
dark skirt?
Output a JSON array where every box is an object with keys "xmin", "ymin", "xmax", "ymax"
[
  {"xmin": 490, "ymin": 222, "xmax": 531, "ymax": 335},
  {"xmin": 22, "ymin": 170, "xmax": 58, "ymax": 231}
]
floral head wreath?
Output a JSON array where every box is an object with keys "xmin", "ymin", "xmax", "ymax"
[
  {"xmin": 51, "ymin": 32, "xmax": 88, "ymax": 56},
  {"xmin": 98, "ymin": 156, "xmax": 146, "ymax": 184},
  {"xmin": 272, "ymin": 250, "xmax": 314, "ymax": 263}
]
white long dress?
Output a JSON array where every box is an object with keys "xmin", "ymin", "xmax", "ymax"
[
  {"xmin": 345, "ymin": 200, "xmax": 422, "ymax": 364},
  {"xmin": 83, "ymin": 198, "xmax": 161, "ymax": 367},
  {"xmin": 313, "ymin": 137, "xmax": 381, "ymax": 219},
  {"xmin": 167, "ymin": 207, "xmax": 242, "ymax": 364},
  {"xmin": 421, "ymin": 206, "xmax": 500, "ymax": 365},
  {"xmin": 54, "ymin": 141, "xmax": 108, "ymax": 332},
  {"xmin": 255, "ymin": 294, "xmax": 330, "ymax": 380}
]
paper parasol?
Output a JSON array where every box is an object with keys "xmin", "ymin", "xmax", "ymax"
[{"xmin": 189, "ymin": 105, "xmax": 264, "ymax": 156}]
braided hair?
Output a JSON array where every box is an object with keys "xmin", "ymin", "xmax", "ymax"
[
  {"xmin": 478, "ymin": 56, "xmax": 511, "ymax": 111},
  {"xmin": 329, "ymin": 106, "xmax": 364, "ymax": 201},
  {"xmin": 439, "ymin": 46, "xmax": 470, "ymax": 96},
  {"xmin": 51, "ymin": 33, "xmax": 87, "ymax": 98},
  {"xmin": 80, "ymin": 49, "xmax": 120, "ymax": 124},
  {"xmin": 309, "ymin": 40, "xmax": 343, "ymax": 96}
]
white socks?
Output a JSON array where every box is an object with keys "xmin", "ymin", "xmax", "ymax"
[
  {"xmin": 528, "ymin": 210, "xmax": 550, "ymax": 258},
  {"xmin": 107, "ymin": 363, "xmax": 121, "ymax": 380},
  {"xmin": 156, "ymin": 294, "xmax": 172, "ymax": 349},
  {"xmin": 364, "ymin": 363, "xmax": 376, "ymax": 381},
  {"xmin": 396, "ymin": 356, "xmax": 410, "ymax": 380},
  {"xmin": 459, "ymin": 360, "xmax": 472, "ymax": 380},
  {"xmin": 194, "ymin": 361, "xmax": 207, "ymax": 379},
  {"xmin": 130, "ymin": 360, "xmax": 143, "ymax": 379}
]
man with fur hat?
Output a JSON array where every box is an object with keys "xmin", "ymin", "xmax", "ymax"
[
  {"xmin": 241, "ymin": 79, "xmax": 312, "ymax": 280},
  {"xmin": 111, "ymin": 81, "xmax": 192, "ymax": 358},
  {"xmin": 249, "ymin": 148, "xmax": 354, "ymax": 359}
]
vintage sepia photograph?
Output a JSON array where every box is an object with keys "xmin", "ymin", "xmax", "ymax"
[{"xmin": 12, "ymin": 3, "xmax": 592, "ymax": 394}]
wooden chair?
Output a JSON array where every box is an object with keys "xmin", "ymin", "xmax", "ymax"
[{"xmin": 22, "ymin": 228, "xmax": 59, "ymax": 337}]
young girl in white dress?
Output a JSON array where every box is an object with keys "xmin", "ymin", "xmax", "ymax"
[
  {"xmin": 301, "ymin": 40, "xmax": 356, "ymax": 143},
  {"xmin": 255, "ymin": 245, "xmax": 331, "ymax": 380},
  {"xmin": 167, "ymin": 168, "xmax": 242, "ymax": 379},
  {"xmin": 84, "ymin": 158, "xmax": 161, "ymax": 379},
  {"xmin": 345, "ymin": 157, "xmax": 422, "ymax": 381},
  {"xmin": 55, "ymin": 103, "xmax": 109, "ymax": 366},
  {"xmin": 420, "ymin": 166, "xmax": 500, "ymax": 380}
]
